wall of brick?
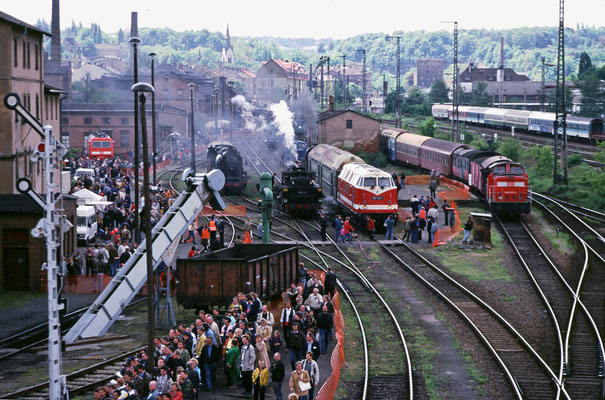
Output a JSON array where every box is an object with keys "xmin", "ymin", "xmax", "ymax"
[{"xmin": 319, "ymin": 111, "xmax": 380, "ymax": 150}]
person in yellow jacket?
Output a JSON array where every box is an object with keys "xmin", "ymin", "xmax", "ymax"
[{"xmin": 252, "ymin": 359, "xmax": 270, "ymax": 400}]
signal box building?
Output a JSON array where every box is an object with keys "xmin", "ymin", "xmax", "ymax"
[{"xmin": 317, "ymin": 109, "xmax": 380, "ymax": 150}]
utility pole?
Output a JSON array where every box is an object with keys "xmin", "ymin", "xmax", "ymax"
[
  {"xmin": 441, "ymin": 22, "xmax": 459, "ymax": 142},
  {"xmin": 386, "ymin": 35, "xmax": 402, "ymax": 127},
  {"xmin": 338, "ymin": 54, "xmax": 347, "ymax": 107},
  {"xmin": 5, "ymin": 93, "xmax": 70, "ymax": 400},
  {"xmin": 320, "ymin": 61, "xmax": 325, "ymax": 110},
  {"xmin": 189, "ymin": 83, "xmax": 196, "ymax": 172},
  {"xmin": 541, "ymin": 57, "xmax": 546, "ymax": 112},
  {"xmin": 554, "ymin": 0, "xmax": 567, "ymax": 184},
  {"xmin": 149, "ymin": 52, "xmax": 157, "ymax": 185},
  {"xmin": 131, "ymin": 82, "xmax": 156, "ymax": 374},
  {"xmin": 129, "ymin": 37, "xmax": 141, "ymax": 243},
  {"xmin": 357, "ymin": 49, "xmax": 367, "ymax": 111}
]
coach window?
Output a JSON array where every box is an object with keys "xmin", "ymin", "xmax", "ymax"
[{"xmin": 346, "ymin": 119, "xmax": 353, "ymax": 129}]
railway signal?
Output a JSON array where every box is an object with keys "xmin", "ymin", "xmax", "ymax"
[{"xmin": 4, "ymin": 92, "xmax": 70, "ymax": 400}]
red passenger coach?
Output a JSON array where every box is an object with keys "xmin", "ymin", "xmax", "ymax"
[
  {"xmin": 88, "ymin": 137, "xmax": 114, "ymax": 160},
  {"xmin": 337, "ymin": 163, "xmax": 398, "ymax": 225}
]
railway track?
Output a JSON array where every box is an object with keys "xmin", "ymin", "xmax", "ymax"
[
  {"xmin": 378, "ymin": 238, "xmax": 570, "ymax": 399},
  {"xmin": 499, "ymin": 219, "xmax": 604, "ymax": 399}
]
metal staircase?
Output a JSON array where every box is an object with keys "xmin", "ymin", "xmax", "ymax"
[{"xmin": 64, "ymin": 170, "xmax": 225, "ymax": 343}]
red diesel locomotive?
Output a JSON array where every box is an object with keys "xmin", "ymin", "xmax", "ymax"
[
  {"xmin": 381, "ymin": 129, "xmax": 530, "ymax": 216},
  {"xmin": 88, "ymin": 136, "xmax": 114, "ymax": 160},
  {"xmin": 307, "ymin": 144, "xmax": 398, "ymax": 225}
]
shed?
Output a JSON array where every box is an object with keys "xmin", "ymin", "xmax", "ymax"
[{"xmin": 470, "ymin": 212, "xmax": 492, "ymax": 243}]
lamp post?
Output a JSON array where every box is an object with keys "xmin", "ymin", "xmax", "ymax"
[
  {"xmin": 214, "ymin": 88, "xmax": 219, "ymax": 134},
  {"xmin": 188, "ymin": 83, "xmax": 196, "ymax": 173},
  {"xmin": 149, "ymin": 52, "xmax": 157, "ymax": 185},
  {"xmin": 131, "ymin": 81, "xmax": 155, "ymax": 374},
  {"xmin": 386, "ymin": 35, "xmax": 402, "ymax": 128},
  {"xmin": 129, "ymin": 36, "xmax": 141, "ymax": 243},
  {"xmin": 541, "ymin": 58, "xmax": 555, "ymax": 112}
]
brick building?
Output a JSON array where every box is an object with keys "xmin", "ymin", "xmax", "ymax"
[
  {"xmin": 62, "ymin": 102, "xmax": 188, "ymax": 155},
  {"xmin": 0, "ymin": 11, "xmax": 62, "ymax": 195},
  {"xmin": 459, "ymin": 63, "xmax": 530, "ymax": 83},
  {"xmin": 415, "ymin": 58, "xmax": 445, "ymax": 88},
  {"xmin": 317, "ymin": 109, "xmax": 380, "ymax": 150}
]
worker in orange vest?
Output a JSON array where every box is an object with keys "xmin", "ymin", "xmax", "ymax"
[
  {"xmin": 200, "ymin": 224, "xmax": 211, "ymax": 252},
  {"xmin": 208, "ymin": 215, "xmax": 218, "ymax": 248}
]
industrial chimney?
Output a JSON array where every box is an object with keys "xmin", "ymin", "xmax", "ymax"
[
  {"xmin": 499, "ymin": 37, "xmax": 504, "ymax": 69},
  {"xmin": 51, "ymin": 0, "xmax": 61, "ymax": 64},
  {"xmin": 130, "ymin": 11, "xmax": 138, "ymax": 74}
]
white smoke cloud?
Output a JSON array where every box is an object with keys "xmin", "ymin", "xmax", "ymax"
[{"xmin": 269, "ymin": 101, "xmax": 296, "ymax": 156}]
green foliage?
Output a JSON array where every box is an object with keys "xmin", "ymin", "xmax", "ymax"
[
  {"xmin": 355, "ymin": 151, "xmax": 387, "ymax": 168},
  {"xmin": 459, "ymin": 81, "xmax": 492, "ymax": 107},
  {"xmin": 418, "ymin": 117, "xmax": 437, "ymax": 137},
  {"xmin": 578, "ymin": 52, "xmax": 593, "ymax": 77},
  {"xmin": 575, "ymin": 66, "xmax": 605, "ymax": 117},
  {"xmin": 81, "ymin": 40, "xmax": 97, "ymax": 57},
  {"xmin": 429, "ymin": 80, "xmax": 449, "ymax": 104},
  {"xmin": 529, "ymin": 145, "xmax": 554, "ymax": 176},
  {"xmin": 499, "ymin": 138, "xmax": 521, "ymax": 162}
]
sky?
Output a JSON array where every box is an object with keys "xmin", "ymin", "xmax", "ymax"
[{"xmin": 3, "ymin": 0, "xmax": 605, "ymax": 39}]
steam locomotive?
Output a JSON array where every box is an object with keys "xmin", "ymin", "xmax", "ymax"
[
  {"xmin": 380, "ymin": 128, "xmax": 530, "ymax": 216},
  {"xmin": 207, "ymin": 141, "xmax": 247, "ymax": 194},
  {"xmin": 277, "ymin": 166, "xmax": 322, "ymax": 216}
]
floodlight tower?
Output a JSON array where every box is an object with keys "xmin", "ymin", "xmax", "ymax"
[
  {"xmin": 386, "ymin": 34, "xmax": 402, "ymax": 127},
  {"xmin": 553, "ymin": 0, "xmax": 567, "ymax": 184},
  {"xmin": 442, "ymin": 21, "xmax": 459, "ymax": 142}
]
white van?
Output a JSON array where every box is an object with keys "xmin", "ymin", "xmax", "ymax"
[
  {"xmin": 75, "ymin": 168, "xmax": 96, "ymax": 183},
  {"xmin": 77, "ymin": 205, "xmax": 97, "ymax": 243}
]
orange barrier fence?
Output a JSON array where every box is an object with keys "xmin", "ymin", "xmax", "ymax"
[
  {"xmin": 40, "ymin": 270, "xmax": 166, "ymax": 295},
  {"xmin": 432, "ymin": 200, "xmax": 462, "ymax": 247},
  {"xmin": 438, "ymin": 177, "xmax": 470, "ymax": 201},
  {"xmin": 316, "ymin": 291, "xmax": 345, "ymax": 400},
  {"xmin": 403, "ymin": 175, "xmax": 431, "ymax": 185}
]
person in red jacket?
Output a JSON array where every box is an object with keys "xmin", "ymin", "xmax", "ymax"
[
  {"xmin": 366, "ymin": 216, "xmax": 375, "ymax": 240},
  {"xmin": 342, "ymin": 217, "xmax": 354, "ymax": 244}
]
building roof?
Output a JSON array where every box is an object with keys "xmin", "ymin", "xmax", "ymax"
[
  {"xmin": 460, "ymin": 63, "xmax": 529, "ymax": 82},
  {"xmin": 260, "ymin": 59, "xmax": 308, "ymax": 80},
  {"xmin": 0, "ymin": 11, "xmax": 51, "ymax": 36},
  {"xmin": 0, "ymin": 194, "xmax": 43, "ymax": 213},
  {"xmin": 318, "ymin": 109, "xmax": 380, "ymax": 123}
]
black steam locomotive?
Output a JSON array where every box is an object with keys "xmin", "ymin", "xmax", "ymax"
[
  {"xmin": 277, "ymin": 166, "xmax": 322, "ymax": 216},
  {"xmin": 207, "ymin": 141, "xmax": 247, "ymax": 194}
]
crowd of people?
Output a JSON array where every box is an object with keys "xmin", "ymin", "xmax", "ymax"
[
  {"xmin": 62, "ymin": 155, "xmax": 178, "ymax": 287},
  {"xmin": 92, "ymin": 264, "xmax": 338, "ymax": 400}
]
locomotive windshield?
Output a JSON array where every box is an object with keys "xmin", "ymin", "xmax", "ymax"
[
  {"xmin": 363, "ymin": 177, "xmax": 376, "ymax": 187},
  {"xmin": 510, "ymin": 166, "xmax": 525, "ymax": 174},
  {"xmin": 378, "ymin": 177, "xmax": 393, "ymax": 187}
]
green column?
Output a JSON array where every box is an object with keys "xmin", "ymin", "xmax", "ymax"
[{"xmin": 259, "ymin": 172, "xmax": 274, "ymax": 244}]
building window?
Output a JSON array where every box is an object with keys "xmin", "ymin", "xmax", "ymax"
[
  {"xmin": 46, "ymin": 97, "xmax": 49, "ymax": 120},
  {"xmin": 35, "ymin": 94, "xmax": 39, "ymax": 118},
  {"xmin": 346, "ymin": 119, "xmax": 353, "ymax": 129},
  {"xmin": 61, "ymin": 132, "xmax": 70, "ymax": 147},
  {"xmin": 102, "ymin": 117, "xmax": 111, "ymax": 125},
  {"xmin": 35, "ymin": 44, "xmax": 39, "ymax": 70},
  {"xmin": 84, "ymin": 117, "xmax": 92, "ymax": 125},
  {"xmin": 177, "ymin": 89, "xmax": 184, "ymax": 97},
  {"xmin": 27, "ymin": 42, "xmax": 30, "ymax": 69},
  {"xmin": 120, "ymin": 130, "xmax": 130, "ymax": 147},
  {"xmin": 61, "ymin": 117, "xmax": 68, "ymax": 124},
  {"xmin": 13, "ymin": 39, "xmax": 18, "ymax": 67},
  {"xmin": 121, "ymin": 117, "xmax": 129, "ymax": 125},
  {"xmin": 22, "ymin": 41, "xmax": 26, "ymax": 67},
  {"xmin": 163, "ymin": 89, "xmax": 169, "ymax": 95}
]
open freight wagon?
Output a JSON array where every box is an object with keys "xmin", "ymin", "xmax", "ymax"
[{"xmin": 176, "ymin": 244, "xmax": 299, "ymax": 310}]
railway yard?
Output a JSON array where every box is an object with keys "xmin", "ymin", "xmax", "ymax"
[{"xmin": 1, "ymin": 132, "xmax": 603, "ymax": 400}]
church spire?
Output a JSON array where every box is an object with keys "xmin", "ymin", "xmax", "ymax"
[{"xmin": 225, "ymin": 25, "xmax": 232, "ymax": 50}]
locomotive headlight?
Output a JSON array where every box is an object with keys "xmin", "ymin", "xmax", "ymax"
[
  {"xmin": 282, "ymin": 188, "xmax": 288, "ymax": 192},
  {"xmin": 283, "ymin": 198, "xmax": 288, "ymax": 203},
  {"xmin": 318, "ymin": 198, "xmax": 323, "ymax": 203},
  {"xmin": 318, "ymin": 187, "xmax": 322, "ymax": 192}
]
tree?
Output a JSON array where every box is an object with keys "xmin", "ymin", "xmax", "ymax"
[
  {"xmin": 499, "ymin": 138, "xmax": 521, "ymax": 162},
  {"xmin": 530, "ymin": 145, "xmax": 553, "ymax": 176},
  {"xmin": 118, "ymin": 28, "xmax": 124, "ymax": 44},
  {"xmin": 578, "ymin": 51, "xmax": 593, "ymax": 77},
  {"xmin": 81, "ymin": 40, "xmax": 97, "ymax": 57},
  {"xmin": 418, "ymin": 117, "xmax": 437, "ymax": 137},
  {"xmin": 429, "ymin": 80, "xmax": 449, "ymax": 104},
  {"xmin": 317, "ymin": 43, "xmax": 325, "ymax": 54}
]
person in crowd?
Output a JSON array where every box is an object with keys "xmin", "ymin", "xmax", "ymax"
[
  {"xmin": 269, "ymin": 352, "xmax": 285, "ymax": 400},
  {"xmin": 316, "ymin": 305, "xmax": 333, "ymax": 355},
  {"xmin": 463, "ymin": 216, "xmax": 473, "ymax": 244},
  {"xmin": 384, "ymin": 215, "xmax": 395, "ymax": 240},
  {"xmin": 442, "ymin": 200, "xmax": 451, "ymax": 226},
  {"xmin": 429, "ymin": 177, "xmax": 437, "ymax": 199},
  {"xmin": 304, "ymin": 333, "xmax": 320, "ymax": 361},
  {"xmin": 301, "ymin": 352, "xmax": 320, "ymax": 400},
  {"xmin": 269, "ymin": 330, "xmax": 283, "ymax": 355},
  {"xmin": 410, "ymin": 195, "xmax": 419, "ymax": 217},
  {"xmin": 252, "ymin": 359, "xmax": 270, "ymax": 400},
  {"xmin": 289, "ymin": 361, "xmax": 310, "ymax": 400},
  {"xmin": 169, "ymin": 383, "xmax": 183, "ymax": 400},
  {"xmin": 255, "ymin": 333, "xmax": 272, "ymax": 370},
  {"xmin": 319, "ymin": 213, "xmax": 328, "ymax": 241},
  {"xmin": 333, "ymin": 215, "xmax": 342, "ymax": 243},
  {"xmin": 366, "ymin": 216, "xmax": 375, "ymax": 240},
  {"xmin": 225, "ymin": 338, "xmax": 240, "ymax": 389},
  {"xmin": 217, "ymin": 216, "xmax": 226, "ymax": 248},
  {"xmin": 288, "ymin": 323, "xmax": 305, "ymax": 370},
  {"xmin": 341, "ymin": 217, "xmax": 354, "ymax": 243},
  {"xmin": 240, "ymin": 334, "xmax": 256, "ymax": 396}
]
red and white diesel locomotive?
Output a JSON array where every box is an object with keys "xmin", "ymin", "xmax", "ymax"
[
  {"xmin": 87, "ymin": 135, "xmax": 114, "ymax": 160},
  {"xmin": 381, "ymin": 129, "xmax": 530, "ymax": 216},
  {"xmin": 307, "ymin": 144, "xmax": 398, "ymax": 225}
]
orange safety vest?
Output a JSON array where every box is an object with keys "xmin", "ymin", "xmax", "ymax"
[
  {"xmin": 209, "ymin": 220, "xmax": 217, "ymax": 231},
  {"xmin": 201, "ymin": 228, "xmax": 210, "ymax": 239}
]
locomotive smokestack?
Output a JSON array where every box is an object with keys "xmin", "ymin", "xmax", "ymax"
[
  {"xmin": 329, "ymin": 95, "xmax": 334, "ymax": 112},
  {"xmin": 51, "ymin": 0, "xmax": 61, "ymax": 64},
  {"xmin": 130, "ymin": 11, "xmax": 138, "ymax": 74}
]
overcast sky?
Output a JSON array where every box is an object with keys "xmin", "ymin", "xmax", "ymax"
[{"xmin": 3, "ymin": 0, "xmax": 605, "ymax": 39}]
